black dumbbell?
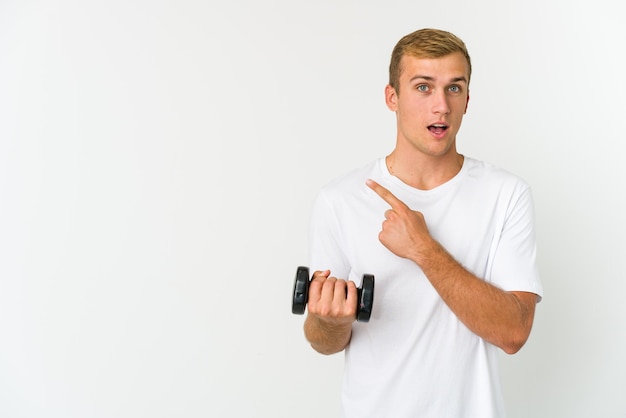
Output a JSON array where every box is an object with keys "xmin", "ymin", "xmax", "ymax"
[{"xmin": 291, "ymin": 266, "xmax": 375, "ymax": 322}]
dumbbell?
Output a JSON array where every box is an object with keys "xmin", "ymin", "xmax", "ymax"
[{"xmin": 291, "ymin": 266, "xmax": 375, "ymax": 322}]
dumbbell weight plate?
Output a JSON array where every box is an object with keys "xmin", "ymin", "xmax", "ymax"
[
  {"xmin": 356, "ymin": 274, "xmax": 375, "ymax": 322},
  {"xmin": 292, "ymin": 266, "xmax": 310, "ymax": 315}
]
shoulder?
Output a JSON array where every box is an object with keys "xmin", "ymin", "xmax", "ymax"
[
  {"xmin": 319, "ymin": 158, "xmax": 381, "ymax": 197},
  {"xmin": 463, "ymin": 157, "xmax": 531, "ymax": 192}
]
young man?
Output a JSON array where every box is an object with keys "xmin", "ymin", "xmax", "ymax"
[{"xmin": 303, "ymin": 28, "xmax": 543, "ymax": 417}]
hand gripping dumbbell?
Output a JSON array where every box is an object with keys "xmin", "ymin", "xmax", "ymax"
[{"xmin": 291, "ymin": 266, "xmax": 375, "ymax": 322}]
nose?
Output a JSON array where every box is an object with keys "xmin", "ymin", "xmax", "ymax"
[{"xmin": 432, "ymin": 90, "xmax": 451, "ymax": 115}]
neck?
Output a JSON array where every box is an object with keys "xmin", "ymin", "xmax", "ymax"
[{"xmin": 386, "ymin": 152, "xmax": 464, "ymax": 190}]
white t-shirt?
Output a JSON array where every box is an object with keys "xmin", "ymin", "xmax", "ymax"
[{"xmin": 308, "ymin": 157, "xmax": 543, "ymax": 418}]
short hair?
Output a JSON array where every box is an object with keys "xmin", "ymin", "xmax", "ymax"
[{"xmin": 388, "ymin": 28, "xmax": 472, "ymax": 93}]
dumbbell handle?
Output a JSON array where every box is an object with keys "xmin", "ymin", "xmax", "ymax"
[{"xmin": 291, "ymin": 266, "xmax": 374, "ymax": 322}]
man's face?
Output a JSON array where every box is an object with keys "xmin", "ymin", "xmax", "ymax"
[{"xmin": 386, "ymin": 52, "xmax": 470, "ymax": 159}]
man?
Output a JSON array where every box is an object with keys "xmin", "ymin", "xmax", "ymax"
[{"xmin": 302, "ymin": 28, "xmax": 543, "ymax": 417}]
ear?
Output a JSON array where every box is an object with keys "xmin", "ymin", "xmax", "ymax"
[
  {"xmin": 464, "ymin": 91, "xmax": 470, "ymax": 114},
  {"xmin": 385, "ymin": 84, "xmax": 398, "ymax": 111}
]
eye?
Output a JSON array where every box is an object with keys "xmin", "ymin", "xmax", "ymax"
[
  {"xmin": 449, "ymin": 85, "xmax": 461, "ymax": 93},
  {"xmin": 416, "ymin": 84, "xmax": 429, "ymax": 92}
]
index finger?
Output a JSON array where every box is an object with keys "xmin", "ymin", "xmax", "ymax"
[{"xmin": 366, "ymin": 179, "xmax": 406, "ymax": 209}]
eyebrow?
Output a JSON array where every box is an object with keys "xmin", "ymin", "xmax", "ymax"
[{"xmin": 409, "ymin": 75, "xmax": 468, "ymax": 84}]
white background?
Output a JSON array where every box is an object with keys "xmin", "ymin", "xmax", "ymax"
[{"xmin": 1, "ymin": 1, "xmax": 624, "ymax": 417}]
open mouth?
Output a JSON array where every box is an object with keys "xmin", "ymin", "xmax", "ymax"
[{"xmin": 428, "ymin": 123, "xmax": 448, "ymax": 135}]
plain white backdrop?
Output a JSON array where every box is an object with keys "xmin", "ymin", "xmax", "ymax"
[{"xmin": 1, "ymin": 1, "xmax": 624, "ymax": 417}]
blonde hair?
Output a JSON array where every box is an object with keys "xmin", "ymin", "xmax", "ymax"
[{"xmin": 389, "ymin": 28, "xmax": 472, "ymax": 92}]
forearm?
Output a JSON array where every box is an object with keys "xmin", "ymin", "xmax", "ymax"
[
  {"xmin": 304, "ymin": 314, "xmax": 352, "ymax": 355},
  {"xmin": 414, "ymin": 239, "xmax": 536, "ymax": 354}
]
